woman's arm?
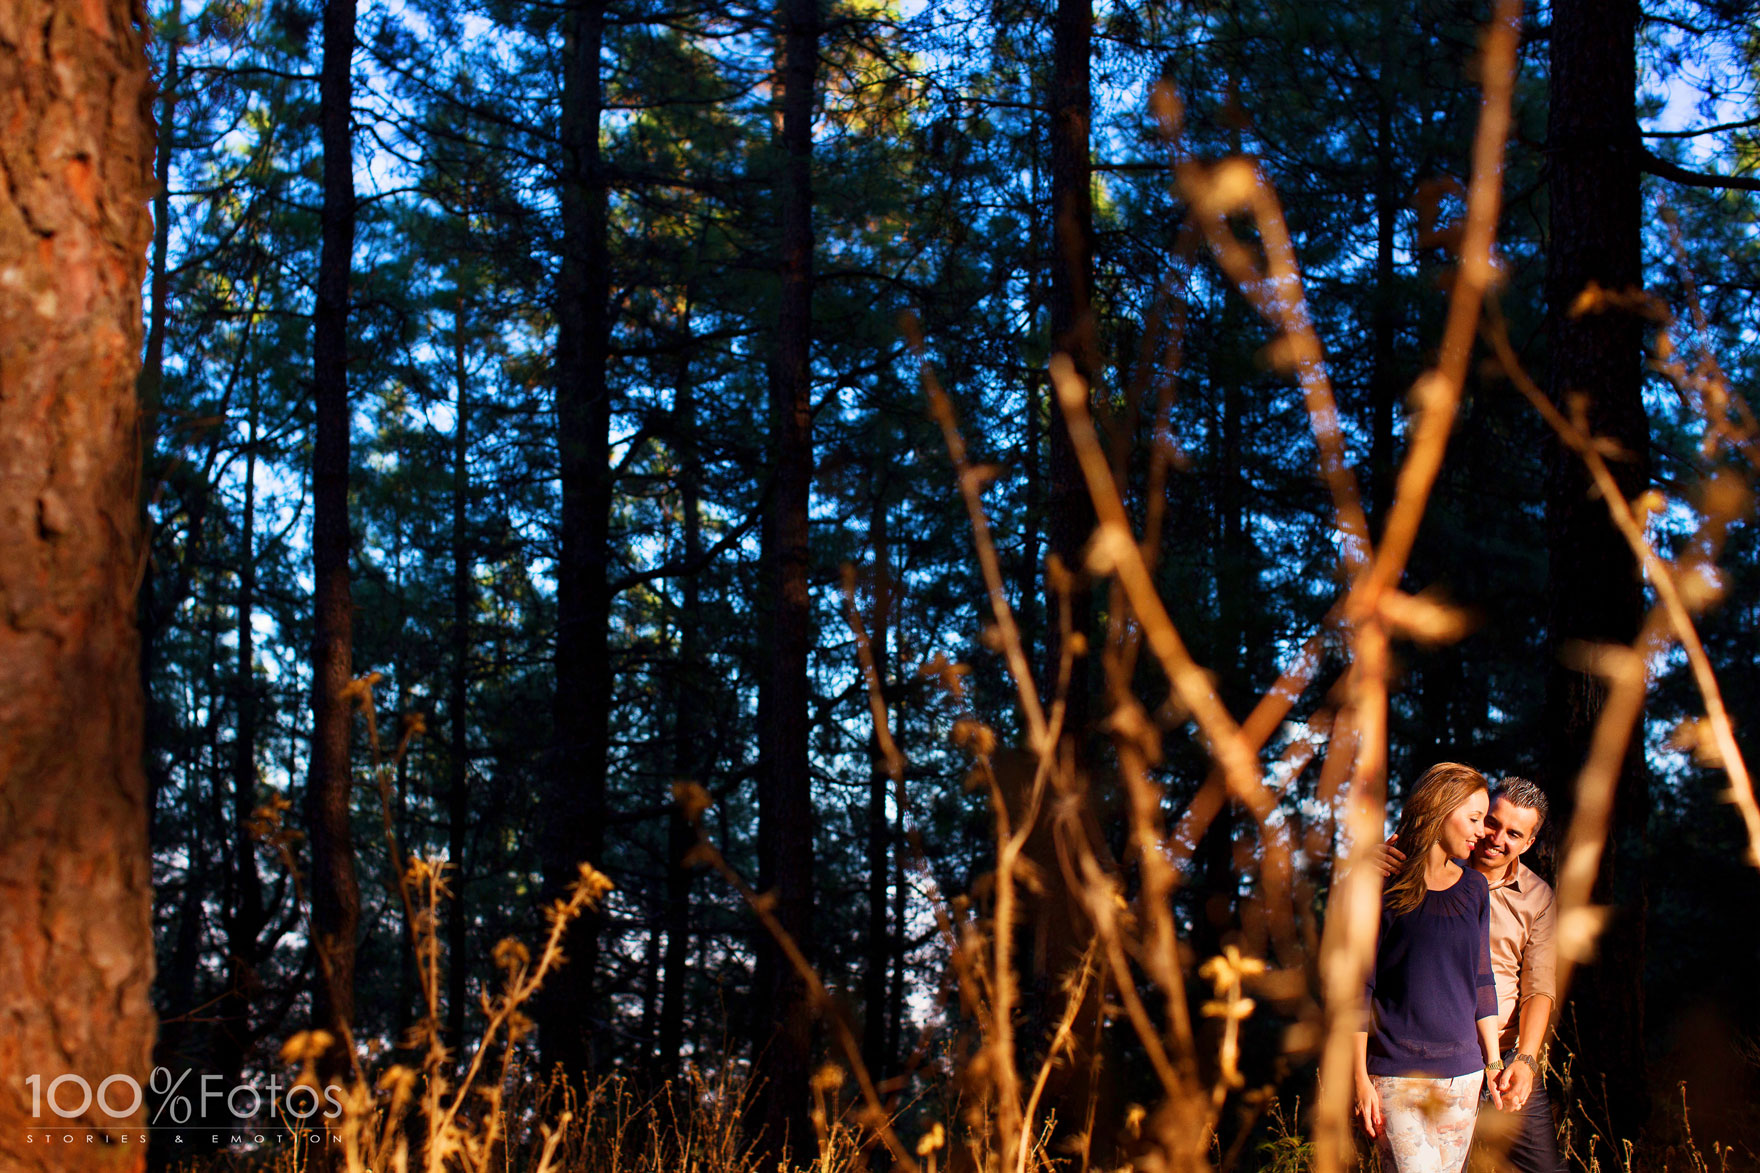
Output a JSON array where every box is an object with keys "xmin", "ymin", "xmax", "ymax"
[
  {"xmin": 1353, "ymin": 1031, "xmax": 1383, "ymax": 1137},
  {"xmin": 1477, "ymin": 1015, "xmax": 1505, "ymax": 1109},
  {"xmin": 1473, "ymin": 879, "xmax": 1504, "ymax": 1107}
]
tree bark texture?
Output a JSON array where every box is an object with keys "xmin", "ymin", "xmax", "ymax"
[
  {"xmin": 1544, "ymin": 0, "xmax": 1651, "ymax": 1143},
  {"xmin": 0, "ymin": 0, "xmax": 157, "ymax": 1163},
  {"xmin": 306, "ymin": 0, "xmax": 360, "ymax": 1063},
  {"xmin": 539, "ymin": 0, "xmax": 612, "ymax": 1084},
  {"xmin": 750, "ymin": 0, "xmax": 819, "ymax": 1158}
]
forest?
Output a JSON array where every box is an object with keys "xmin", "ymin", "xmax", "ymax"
[{"xmin": 4, "ymin": 0, "xmax": 1760, "ymax": 1168}]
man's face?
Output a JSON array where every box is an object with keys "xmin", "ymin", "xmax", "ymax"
[{"xmin": 1472, "ymin": 797, "xmax": 1541, "ymax": 869}]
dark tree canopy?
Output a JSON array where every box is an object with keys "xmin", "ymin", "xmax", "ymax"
[{"xmin": 108, "ymin": 0, "xmax": 1760, "ymax": 1167}]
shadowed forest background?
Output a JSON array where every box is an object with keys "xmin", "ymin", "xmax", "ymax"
[{"xmin": 8, "ymin": 0, "xmax": 1760, "ymax": 1168}]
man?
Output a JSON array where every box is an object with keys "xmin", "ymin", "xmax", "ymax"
[{"xmin": 1379, "ymin": 776, "xmax": 1562, "ymax": 1173}]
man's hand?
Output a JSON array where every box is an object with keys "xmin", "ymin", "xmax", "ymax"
[
  {"xmin": 1364, "ymin": 834, "xmax": 1405, "ymax": 879},
  {"xmin": 1495, "ymin": 1060, "xmax": 1535, "ymax": 1112}
]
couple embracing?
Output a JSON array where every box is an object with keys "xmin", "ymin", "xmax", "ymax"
[{"xmin": 1352, "ymin": 762, "xmax": 1562, "ymax": 1173}]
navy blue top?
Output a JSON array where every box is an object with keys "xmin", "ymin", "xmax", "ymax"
[{"xmin": 1365, "ymin": 862, "xmax": 1498, "ymax": 1078}]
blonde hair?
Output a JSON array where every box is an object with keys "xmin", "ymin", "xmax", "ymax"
[{"xmin": 1385, "ymin": 762, "xmax": 1489, "ymax": 916}]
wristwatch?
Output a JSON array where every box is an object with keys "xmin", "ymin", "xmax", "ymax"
[
  {"xmin": 1484, "ymin": 1058, "xmax": 1505, "ymax": 1073},
  {"xmin": 1511, "ymin": 1052, "xmax": 1540, "ymax": 1075}
]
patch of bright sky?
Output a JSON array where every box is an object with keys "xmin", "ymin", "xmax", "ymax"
[{"xmin": 1643, "ymin": 17, "xmax": 1757, "ymax": 156}]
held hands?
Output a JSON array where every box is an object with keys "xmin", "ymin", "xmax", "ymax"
[
  {"xmin": 1495, "ymin": 1060, "xmax": 1534, "ymax": 1111},
  {"xmin": 1353, "ymin": 1073, "xmax": 1384, "ymax": 1138},
  {"xmin": 1483, "ymin": 1068, "xmax": 1504, "ymax": 1111}
]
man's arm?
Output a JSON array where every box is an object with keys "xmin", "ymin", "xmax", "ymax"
[
  {"xmin": 1364, "ymin": 834, "xmax": 1405, "ymax": 878},
  {"xmin": 1494, "ymin": 993, "xmax": 1552, "ymax": 1104},
  {"xmin": 1495, "ymin": 890, "xmax": 1557, "ymax": 1106}
]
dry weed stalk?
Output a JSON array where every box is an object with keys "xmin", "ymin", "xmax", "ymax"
[
  {"xmin": 252, "ymin": 669, "xmax": 620, "ymax": 1173},
  {"xmin": 284, "ymin": 856, "xmax": 613, "ymax": 1173}
]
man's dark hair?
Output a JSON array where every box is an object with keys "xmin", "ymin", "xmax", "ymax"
[{"xmin": 1492, "ymin": 776, "xmax": 1549, "ymax": 830}]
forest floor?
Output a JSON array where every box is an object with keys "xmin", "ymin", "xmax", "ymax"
[{"xmin": 144, "ymin": 1070, "xmax": 1754, "ymax": 1173}]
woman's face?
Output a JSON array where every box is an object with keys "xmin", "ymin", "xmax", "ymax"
[{"xmin": 1440, "ymin": 789, "xmax": 1489, "ymax": 859}]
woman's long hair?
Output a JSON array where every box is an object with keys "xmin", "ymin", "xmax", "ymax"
[{"xmin": 1384, "ymin": 761, "xmax": 1489, "ymax": 916}]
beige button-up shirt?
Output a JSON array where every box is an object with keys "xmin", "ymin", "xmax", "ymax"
[{"xmin": 1488, "ymin": 859, "xmax": 1557, "ymax": 1052}]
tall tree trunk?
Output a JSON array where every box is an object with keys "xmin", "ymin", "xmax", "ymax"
[
  {"xmin": 750, "ymin": 0, "xmax": 819, "ymax": 1158},
  {"xmin": 447, "ymin": 290, "xmax": 473, "ymax": 1053},
  {"xmin": 0, "ymin": 0, "xmax": 157, "ymax": 1163},
  {"xmin": 1046, "ymin": 0, "xmax": 1096, "ymax": 736},
  {"xmin": 659, "ymin": 328, "xmax": 701, "ymax": 1083},
  {"xmin": 138, "ymin": 9, "xmax": 177, "ymax": 847},
  {"xmin": 861, "ymin": 487, "xmax": 892, "ymax": 1082},
  {"xmin": 1039, "ymin": 0, "xmax": 1110, "ymax": 1155},
  {"xmin": 1017, "ymin": 128, "xmax": 1045, "ymax": 676},
  {"xmin": 217, "ymin": 382, "xmax": 267, "ymax": 1093},
  {"xmin": 307, "ymin": 0, "xmax": 360, "ymax": 1074},
  {"xmin": 1196, "ymin": 319, "xmax": 1247, "ymax": 962},
  {"xmin": 1544, "ymin": 0, "xmax": 1651, "ymax": 1147},
  {"xmin": 539, "ymin": 0, "xmax": 612, "ymax": 1085},
  {"xmin": 138, "ymin": 12, "xmax": 174, "ymax": 423},
  {"xmin": 1368, "ymin": 0, "xmax": 1398, "ymax": 536},
  {"xmin": 886, "ymin": 778, "xmax": 908, "ymax": 1074}
]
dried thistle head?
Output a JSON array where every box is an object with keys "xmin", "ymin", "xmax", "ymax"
[
  {"xmin": 918, "ymin": 651, "xmax": 971, "ymax": 700},
  {"xmin": 672, "ymin": 780, "xmax": 713, "ymax": 823},
  {"xmin": 281, "ymin": 1029, "xmax": 335, "ymax": 1088},
  {"xmin": 951, "ymin": 718, "xmax": 995, "ymax": 756},
  {"xmin": 281, "ymin": 1029, "xmax": 335, "ymax": 1065},
  {"xmin": 492, "ymin": 937, "xmax": 531, "ymax": 975},
  {"xmin": 573, "ymin": 862, "xmax": 615, "ymax": 906},
  {"xmin": 376, "ymin": 1064, "xmax": 417, "ymax": 1109},
  {"xmin": 248, "ymin": 790, "xmax": 302, "ymax": 851},
  {"xmin": 342, "ymin": 670, "xmax": 384, "ymax": 706},
  {"xmin": 1198, "ymin": 944, "xmax": 1266, "ymax": 996}
]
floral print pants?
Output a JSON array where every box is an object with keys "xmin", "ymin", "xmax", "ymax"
[{"xmin": 1370, "ymin": 1071, "xmax": 1483, "ymax": 1172}]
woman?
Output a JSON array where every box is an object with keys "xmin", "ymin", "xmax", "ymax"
[{"xmin": 1353, "ymin": 761, "xmax": 1503, "ymax": 1170}]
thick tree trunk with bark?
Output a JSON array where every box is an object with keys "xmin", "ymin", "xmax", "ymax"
[
  {"xmin": 539, "ymin": 0, "xmax": 612, "ymax": 1085},
  {"xmin": 1544, "ymin": 0, "xmax": 1651, "ymax": 1145},
  {"xmin": 307, "ymin": 0, "xmax": 361, "ymax": 1071},
  {"xmin": 750, "ymin": 0, "xmax": 819, "ymax": 1158},
  {"xmin": 0, "ymin": 0, "xmax": 157, "ymax": 1164}
]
